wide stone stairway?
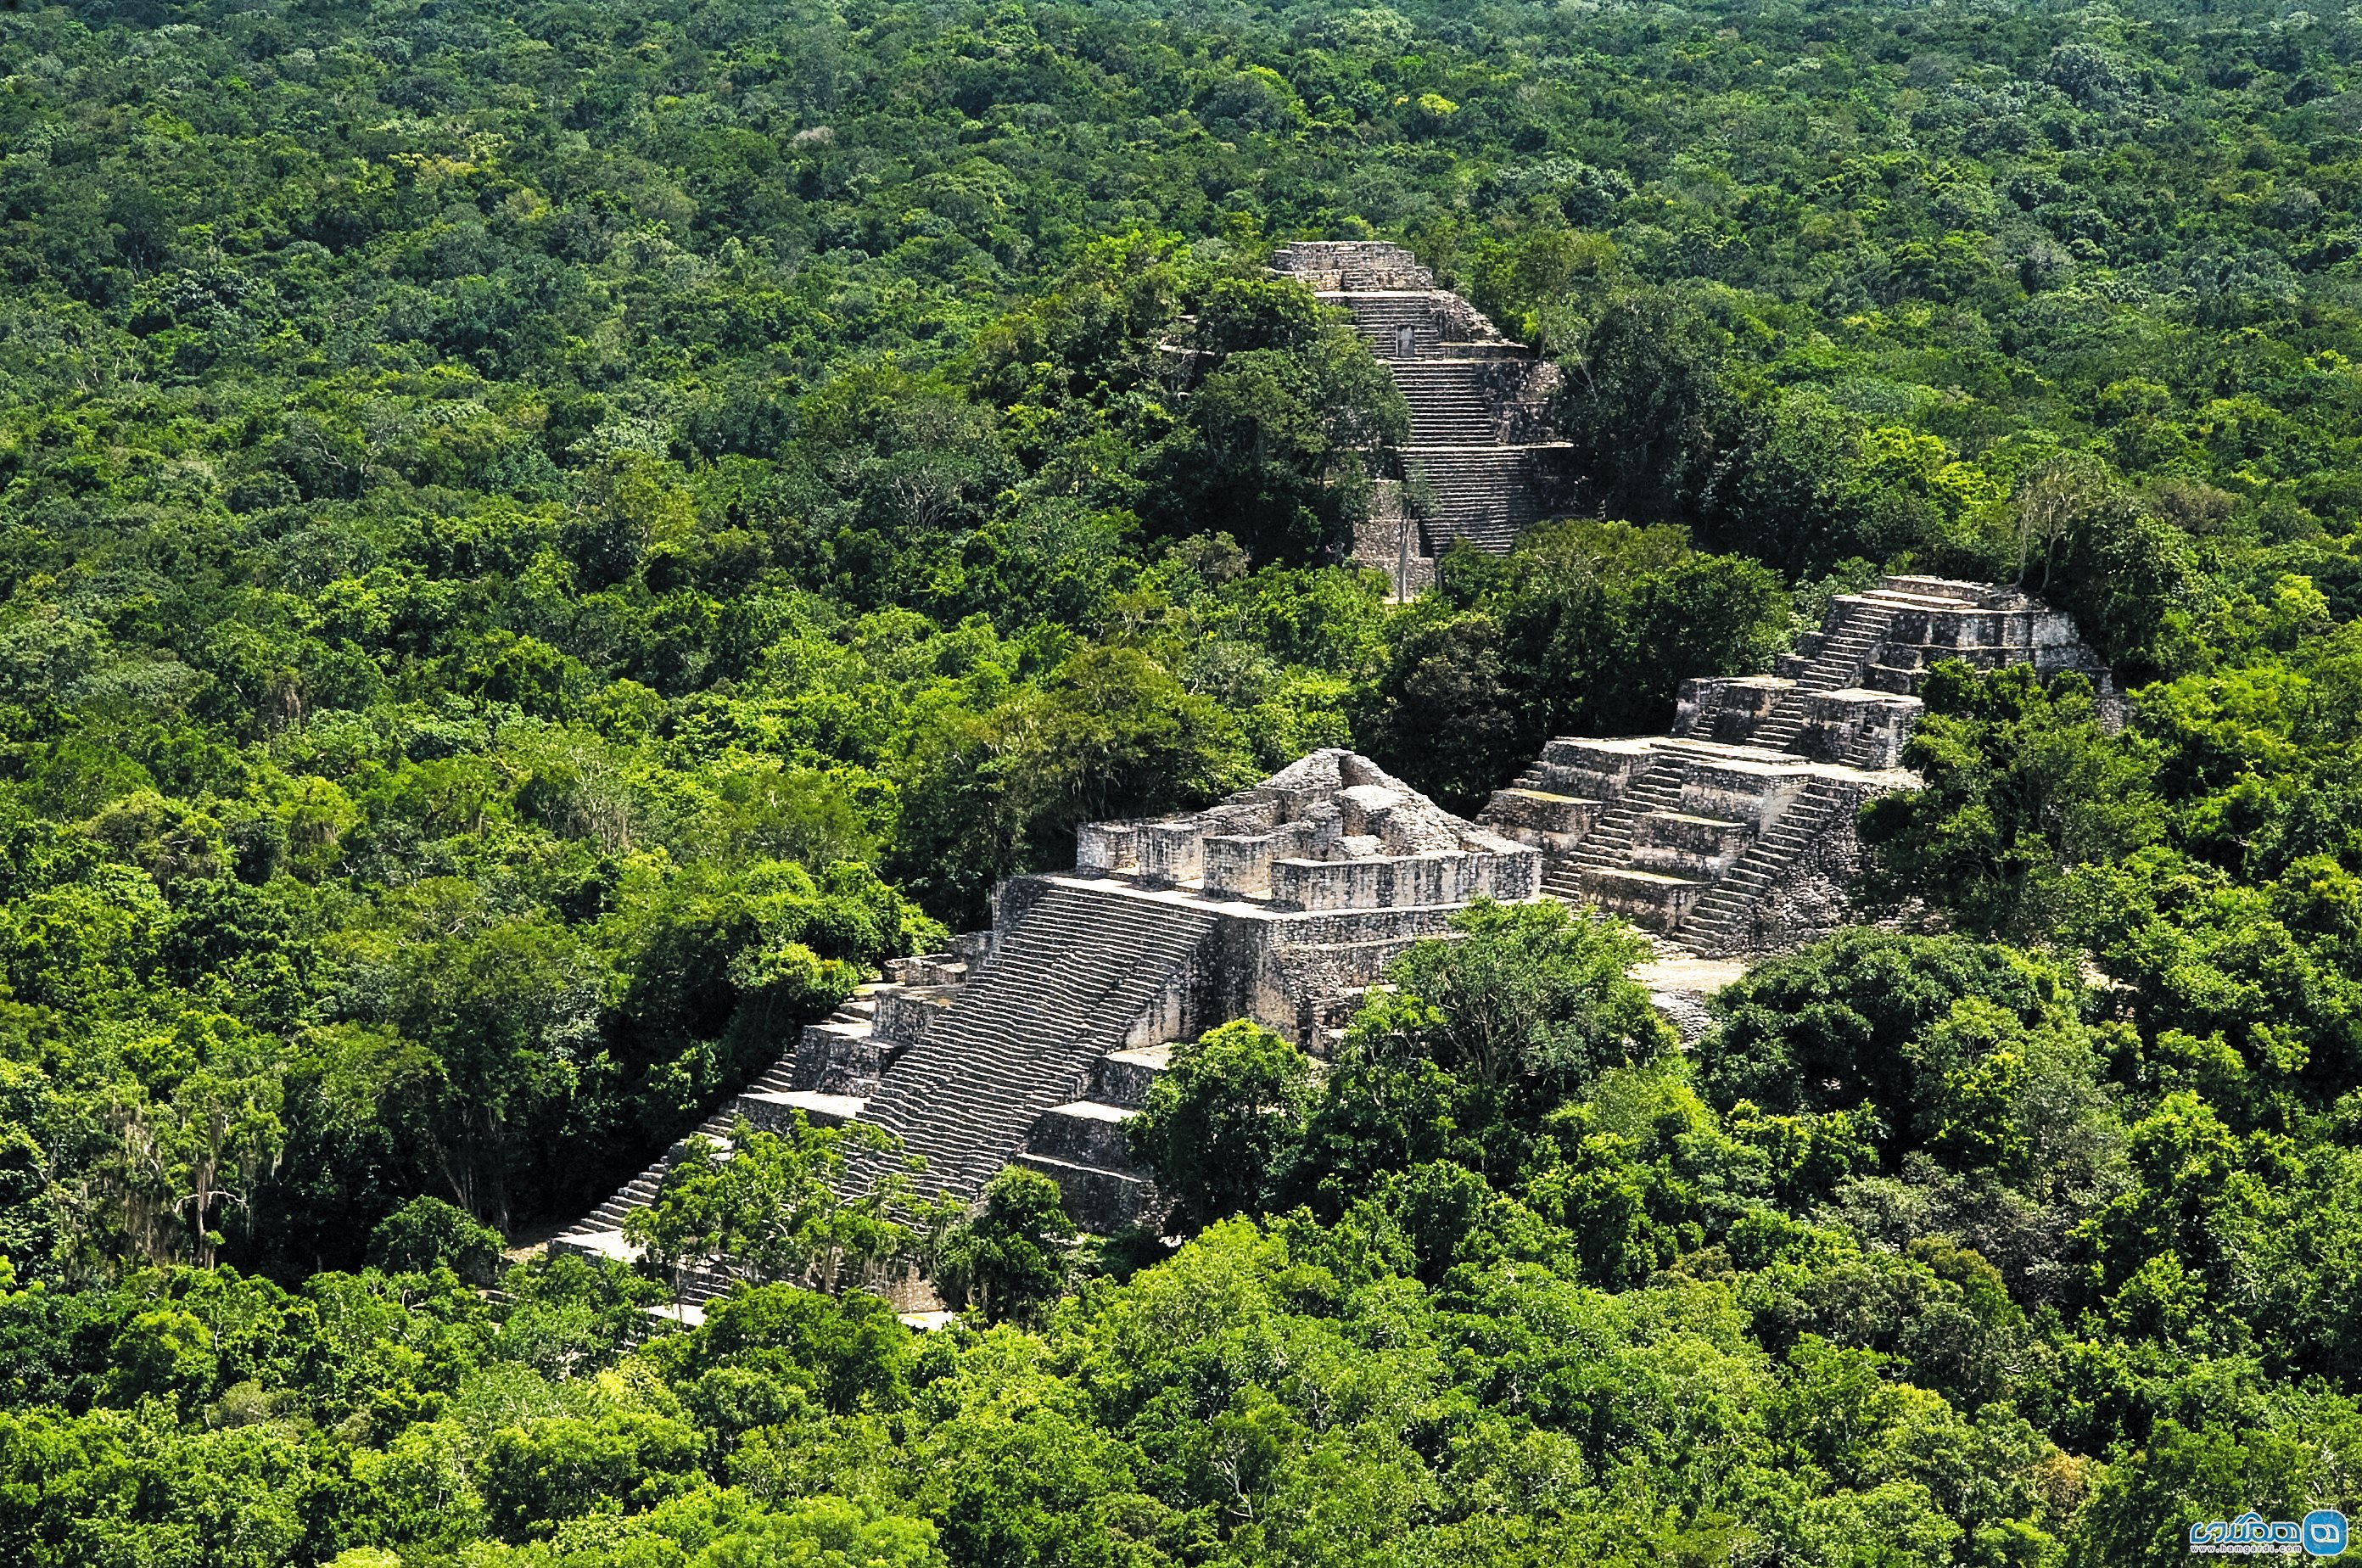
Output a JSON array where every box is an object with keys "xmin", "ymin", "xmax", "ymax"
[
  {"xmin": 1747, "ymin": 594, "xmax": 1906, "ymax": 752},
  {"xmin": 1401, "ymin": 448, "xmax": 1546, "ymax": 552},
  {"xmin": 1391, "ymin": 357, "xmax": 1507, "ymax": 440},
  {"xmin": 550, "ymin": 882, "xmax": 1221, "ymax": 1298},
  {"xmin": 839, "ymin": 882, "xmax": 1220, "ymax": 1202}
]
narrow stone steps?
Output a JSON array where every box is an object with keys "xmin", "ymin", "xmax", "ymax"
[
  {"xmin": 1561, "ymin": 763, "xmax": 1690, "ymax": 872},
  {"xmin": 1750, "ymin": 602, "xmax": 1904, "ymax": 745},
  {"xmin": 1681, "ymin": 781, "xmax": 1851, "ymax": 942}
]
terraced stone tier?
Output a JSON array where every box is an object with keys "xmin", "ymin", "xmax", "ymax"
[
  {"xmin": 1479, "ymin": 787, "xmax": 1600, "ymax": 855},
  {"xmin": 1578, "ymin": 865, "xmax": 1710, "ymax": 932},
  {"xmin": 1094, "ymin": 1045, "xmax": 1171, "ymax": 1107},
  {"xmin": 1272, "ymin": 240, "xmax": 1570, "ymax": 558},
  {"xmin": 1028, "ymin": 1100, "xmax": 1138, "ymax": 1168},
  {"xmin": 736, "ymin": 1089, "xmax": 865, "ymax": 1133},
  {"xmin": 1011, "ymin": 1151, "xmax": 1156, "ymax": 1233},
  {"xmin": 1629, "ymin": 811, "xmax": 1751, "ymax": 880}
]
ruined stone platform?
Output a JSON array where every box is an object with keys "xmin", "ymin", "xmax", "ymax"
[
  {"xmin": 1480, "ymin": 575, "xmax": 2117, "ymax": 955},
  {"xmin": 804, "ymin": 750, "xmax": 1542, "ymax": 1228},
  {"xmin": 552, "ymin": 753, "xmax": 1545, "ymax": 1259}
]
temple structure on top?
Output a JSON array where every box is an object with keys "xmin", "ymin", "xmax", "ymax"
[
  {"xmin": 1267, "ymin": 240, "xmax": 1579, "ymax": 595},
  {"xmin": 1074, "ymin": 748, "xmax": 1540, "ymax": 912}
]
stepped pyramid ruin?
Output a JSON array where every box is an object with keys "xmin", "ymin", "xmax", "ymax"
[
  {"xmin": 1267, "ymin": 240, "xmax": 1577, "ymax": 593},
  {"xmin": 1479, "ymin": 575, "xmax": 2118, "ymax": 952},
  {"xmin": 551, "ymin": 575, "xmax": 2116, "ymax": 1286},
  {"xmin": 554, "ymin": 751, "xmax": 1542, "ymax": 1289}
]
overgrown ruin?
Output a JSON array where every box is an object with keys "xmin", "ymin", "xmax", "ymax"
[
  {"xmin": 1268, "ymin": 240, "xmax": 1578, "ymax": 593},
  {"xmin": 1480, "ymin": 574, "xmax": 2119, "ymax": 953},
  {"xmin": 552, "ymin": 581, "xmax": 2115, "ymax": 1296}
]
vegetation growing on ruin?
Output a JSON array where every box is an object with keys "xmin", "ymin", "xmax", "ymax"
[{"xmin": 3, "ymin": 0, "xmax": 2362, "ymax": 1560}]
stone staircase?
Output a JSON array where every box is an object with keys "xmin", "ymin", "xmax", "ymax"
[
  {"xmin": 1494, "ymin": 736, "xmax": 1877, "ymax": 952},
  {"xmin": 540, "ymin": 879, "xmax": 1212, "ymax": 1293},
  {"xmin": 1401, "ymin": 447, "xmax": 1544, "ymax": 552},
  {"xmin": 1392, "ymin": 359, "xmax": 1505, "ymax": 442},
  {"xmin": 1749, "ymin": 596, "xmax": 1905, "ymax": 749},
  {"xmin": 1558, "ymin": 760, "xmax": 1690, "ymax": 877},
  {"xmin": 1333, "ymin": 291, "xmax": 1445, "ymax": 358},
  {"xmin": 842, "ymin": 882, "xmax": 1220, "ymax": 1202},
  {"xmin": 1680, "ymin": 776, "xmax": 1853, "ymax": 949},
  {"xmin": 1484, "ymin": 576, "xmax": 2118, "ymax": 955},
  {"xmin": 1010, "ymin": 1043, "xmax": 1173, "ymax": 1232}
]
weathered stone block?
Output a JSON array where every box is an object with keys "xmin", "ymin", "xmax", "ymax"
[
  {"xmin": 1268, "ymin": 843, "xmax": 1539, "ymax": 912},
  {"xmin": 1136, "ymin": 821, "xmax": 1205, "ymax": 884},
  {"xmin": 1203, "ymin": 817, "xmax": 1332, "ymax": 897},
  {"xmin": 794, "ymin": 1017, "xmax": 879, "ymax": 1091},
  {"xmin": 1479, "ymin": 787, "xmax": 1600, "ymax": 854},
  {"xmin": 874, "ymin": 987, "xmax": 955, "ymax": 1045},
  {"xmin": 1093, "ymin": 1046, "xmax": 1170, "ymax": 1107},
  {"xmin": 1798, "ymin": 688, "xmax": 1921, "ymax": 770},
  {"xmin": 1028, "ymin": 1100, "xmax": 1137, "ymax": 1168},
  {"xmin": 884, "ymin": 953, "xmax": 966, "ymax": 987},
  {"xmin": 1679, "ymin": 759, "xmax": 1811, "ymax": 831},
  {"xmin": 1076, "ymin": 821, "xmax": 1139, "ymax": 875},
  {"xmin": 1534, "ymin": 736, "xmax": 1657, "ymax": 798},
  {"xmin": 1630, "ymin": 811, "xmax": 1751, "ymax": 879},
  {"xmin": 1578, "ymin": 867, "xmax": 1707, "ymax": 932}
]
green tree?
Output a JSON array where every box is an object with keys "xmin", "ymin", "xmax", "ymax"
[
  {"xmin": 893, "ymin": 643, "xmax": 1255, "ymax": 924},
  {"xmin": 1351, "ymin": 608, "xmax": 1525, "ymax": 815},
  {"xmin": 367, "ymin": 1196, "xmax": 507, "ymax": 1284},
  {"xmin": 938, "ymin": 1166, "xmax": 1076, "ymax": 1326},
  {"xmin": 1145, "ymin": 280, "xmax": 1408, "ymax": 565},
  {"xmin": 1292, "ymin": 900, "xmax": 1671, "ymax": 1201},
  {"xmin": 1552, "ymin": 289, "xmax": 1733, "ymax": 530},
  {"xmin": 1128, "ymin": 1022, "xmax": 1317, "ymax": 1229},
  {"xmin": 479, "ymin": 1410, "xmax": 705, "ymax": 1543},
  {"xmin": 1861, "ymin": 663, "xmax": 2164, "ymax": 941}
]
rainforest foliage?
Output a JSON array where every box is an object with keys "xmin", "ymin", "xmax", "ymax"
[{"xmin": 3, "ymin": 0, "xmax": 2362, "ymax": 1560}]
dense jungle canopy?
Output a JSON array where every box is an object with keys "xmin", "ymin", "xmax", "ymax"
[{"xmin": 3, "ymin": 0, "xmax": 2362, "ymax": 1561}]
